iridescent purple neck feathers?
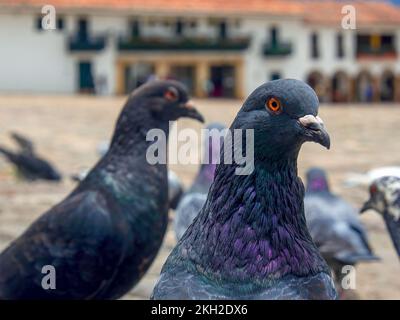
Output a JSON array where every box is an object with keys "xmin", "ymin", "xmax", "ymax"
[{"xmin": 179, "ymin": 160, "xmax": 328, "ymax": 283}]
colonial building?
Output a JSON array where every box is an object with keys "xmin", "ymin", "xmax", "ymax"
[{"xmin": 1, "ymin": 0, "xmax": 400, "ymax": 102}]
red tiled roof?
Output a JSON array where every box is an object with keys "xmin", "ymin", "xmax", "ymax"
[
  {"xmin": 303, "ymin": 1, "xmax": 400, "ymax": 25},
  {"xmin": 1, "ymin": 0, "xmax": 400, "ymax": 25}
]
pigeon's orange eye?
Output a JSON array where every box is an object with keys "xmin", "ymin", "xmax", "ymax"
[
  {"xmin": 165, "ymin": 87, "xmax": 179, "ymax": 102},
  {"xmin": 266, "ymin": 97, "xmax": 282, "ymax": 113},
  {"xmin": 370, "ymin": 184, "xmax": 378, "ymax": 195}
]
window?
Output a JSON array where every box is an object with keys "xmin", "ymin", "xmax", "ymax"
[
  {"xmin": 336, "ymin": 33, "xmax": 344, "ymax": 58},
  {"xmin": 219, "ymin": 21, "xmax": 227, "ymax": 39},
  {"xmin": 271, "ymin": 72, "xmax": 281, "ymax": 81},
  {"xmin": 175, "ymin": 19, "xmax": 184, "ymax": 36},
  {"xmin": 36, "ymin": 16, "xmax": 43, "ymax": 30},
  {"xmin": 77, "ymin": 18, "xmax": 88, "ymax": 41},
  {"xmin": 130, "ymin": 19, "xmax": 140, "ymax": 38},
  {"xmin": 311, "ymin": 32, "xmax": 320, "ymax": 59},
  {"xmin": 57, "ymin": 17, "xmax": 64, "ymax": 30},
  {"xmin": 270, "ymin": 27, "xmax": 278, "ymax": 46}
]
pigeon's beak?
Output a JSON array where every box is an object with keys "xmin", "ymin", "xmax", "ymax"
[
  {"xmin": 360, "ymin": 198, "xmax": 374, "ymax": 214},
  {"xmin": 179, "ymin": 100, "xmax": 205, "ymax": 123},
  {"xmin": 298, "ymin": 115, "xmax": 330, "ymax": 149}
]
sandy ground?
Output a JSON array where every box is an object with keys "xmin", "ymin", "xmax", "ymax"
[{"xmin": 0, "ymin": 95, "xmax": 399, "ymax": 299}]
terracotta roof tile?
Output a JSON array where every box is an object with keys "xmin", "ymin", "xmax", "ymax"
[{"xmin": 1, "ymin": 0, "xmax": 400, "ymax": 24}]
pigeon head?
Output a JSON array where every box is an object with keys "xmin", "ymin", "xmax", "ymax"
[
  {"xmin": 126, "ymin": 80, "xmax": 204, "ymax": 123},
  {"xmin": 306, "ymin": 167, "xmax": 330, "ymax": 192},
  {"xmin": 361, "ymin": 176, "xmax": 400, "ymax": 221},
  {"xmin": 109, "ymin": 80, "xmax": 204, "ymax": 150},
  {"xmin": 234, "ymin": 79, "xmax": 330, "ymax": 162}
]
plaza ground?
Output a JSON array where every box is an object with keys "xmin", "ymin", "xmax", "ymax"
[{"xmin": 0, "ymin": 95, "xmax": 399, "ymax": 299}]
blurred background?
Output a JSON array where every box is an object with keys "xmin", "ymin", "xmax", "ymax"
[{"xmin": 0, "ymin": 0, "xmax": 400, "ymax": 299}]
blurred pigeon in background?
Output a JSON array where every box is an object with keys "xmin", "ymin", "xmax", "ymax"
[
  {"xmin": 345, "ymin": 166, "xmax": 400, "ymax": 187},
  {"xmin": 152, "ymin": 79, "xmax": 337, "ymax": 300},
  {"xmin": 361, "ymin": 176, "xmax": 400, "ymax": 260},
  {"xmin": 168, "ymin": 170, "xmax": 184, "ymax": 211},
  {"xmin": 0, "ymin": 80, "xmax": 204, "ymax": 299},
  {"xmin": 0, "ymin": 132, "xmax": 61, "ymax": 182},
  {"xmin": 10, "ymin": 132, "xmax": 35, "ymax": 156},
  {"xmin": 304, "ymin": 168, "xmax": 379, "ymax": 298},
  {"xmin": 174, "ymin": 122, "xmax": 226, "ymax": 240}
]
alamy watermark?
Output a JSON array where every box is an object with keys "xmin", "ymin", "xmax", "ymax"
[
  {"xmin": 40, "ymin": 5, "xmax": 57, "ymax": 30},
  {"xmin": 146, "ymin": 122, "xmax": 254, "ymax": 175},
  {"xmin": 341, "ymin": 265, "xmax": 357, "ymax": 290},
  {"xmin": 341, "ymin": 5, "xmax": 356, "ymax": 30},
  {"xmin": 41, "ymin": 265, "xmax": 56, "ymax": 290}
]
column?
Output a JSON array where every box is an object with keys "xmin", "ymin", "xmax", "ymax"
[
  {"xmin": 195, "ymin": 60, "xmax": 209, "ymax": 98},
  {"xmin": 394, "ymin": 75, "xmax": 400, "ymax": 103},
  {"xmin": 234, "ymin": 60, "xmax": 245, "ymax": 99},
  {"xmin": 155, "ymin": 61, "xmax": 170, "ymax": 80},
  {"xmin": 115, "ymin": 60, "xmax": 125, "ymax": 95}
]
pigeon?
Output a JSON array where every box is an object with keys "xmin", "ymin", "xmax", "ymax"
[
  {"xmin": 0, "ymin": 80, "xmax": 204, "ymax": 300},
  {"xmin": 152, "ymin": 79, "xmax": 337, "ymax": 300},
  {"xmin": 97, "ymin": 140, "xmax": 110, "ymax": 158},
  {"xmin": 174, "ymin": 122, "xmax": 226, "ymax": 240},
  {"xmin": 10, "ymin": 132, "xmax": 35, "ymax": 156},
  {"xmin": 71, "ymin": 159, "xmax": 183, "ymax": 211},
  {"xmin": 168, "ymin": 170, "xmax": 184, "ymax": 211},
  {"xmin": 361, "ymin": 176, "xmax": 400, "ymax": 259},
  {"xmin": 0, "ymin": 132, "xmax": 62, "ymax": 182},
  {"xmin": 304, "ymin": 167, "xmax": 379, "ymax": 297},
  {"xmin": 345, "ymin": 166, "xmax": 400, "ymax": 187},
  {"xmin": 77, "ymin": 139, "xmax": 184, "ymax": 210}
]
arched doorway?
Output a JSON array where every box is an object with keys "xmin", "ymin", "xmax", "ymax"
[
  {"xmin": 380, "ymin": 71, "xmax": 395, "ymax": 102},
  {"xmin": 331, "ymin": 71, "xmax": 350, "ymax": 103},
  {"xmin": 307, "ymin": 71, "xmax": 327, "ymax": 102},
  {"xmin": 355, "ymin": 71, "xmax": 374, "ymax": 102}
]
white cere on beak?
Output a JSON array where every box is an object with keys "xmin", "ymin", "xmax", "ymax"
[{"xmin": 298, "ymin": 115, "xmax": 324, "ymax": 127}]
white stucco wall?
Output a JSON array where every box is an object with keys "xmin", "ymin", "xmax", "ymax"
[
  {"xmin": 0, "ymin": 12, "xmax": 75, "ymax": 93},
  {"xmin": 0, "ymin": 10, "xmax": 400, "ymax": 96}
]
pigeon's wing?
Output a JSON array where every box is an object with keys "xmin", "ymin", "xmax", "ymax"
[
  {"xmin": 0, "ymin": 191, "xmax": 123, "ymax": 299},
  {"xmin": 305, "ymin": 195, "xmax": 377, "ymax": 263},
  {"xmin": 152, "ymin": 263, "xmax": 233, "ymax": 300},
  {"xmin": 10, "ymin": 132, "xmax": 35, "ymax": 155},
  {"xmin": 304, "ymin": 195, "xmax": 335, "ymax": 247},
  {"xmin": 257, "ymin": 273, "xmax": 337, "ymax": 300},
  {"xmin": 174, "ymin": 193, "xmax": 207, "ymax": 240}
]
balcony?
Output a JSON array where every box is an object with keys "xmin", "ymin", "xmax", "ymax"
[
  {"xmin": 356, "ymin": 45, "xmax": 397, "ymax": 59},
  {"xmin": 68, "ymin": 35, "xmax": 106, "ymax": 52},
  {"xmin": 118, "ymin": 36, "xmax": 251, "ymax": 51},
  {"xmin": 263, "ymin": 42, "xmax": 292, "ymax": 56}
]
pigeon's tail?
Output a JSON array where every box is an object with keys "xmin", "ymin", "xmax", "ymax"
[
  {"xmin": 337, "ymin": 253, "xmax": 380, "ymax": 265},
  {"xmin": 0, "ymin": 145, "xmax": 17, "ymax": 162}
]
